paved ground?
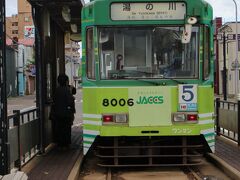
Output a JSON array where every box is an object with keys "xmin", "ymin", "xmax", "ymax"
[{"xmin": 73, "ymin": 89, "xmax": 83, "ymax": 126}]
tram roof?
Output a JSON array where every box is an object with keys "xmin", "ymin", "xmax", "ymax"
[{"xmin": 28, "ymin": 0, "xmax": 84, "ymax": 33}]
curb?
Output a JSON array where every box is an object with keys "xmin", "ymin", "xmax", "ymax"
[
  {"xmin": 68, "ymin": 153, "xmax": 84, "ymax": 180},
  {"xmin": 207, "ymin": 153, "xmax": 240, "ymax": 180}
]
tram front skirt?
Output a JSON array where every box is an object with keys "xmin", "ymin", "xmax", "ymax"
[{"xmin": 92, "ymin": 136, "xmax": 207, "ymax": 167}]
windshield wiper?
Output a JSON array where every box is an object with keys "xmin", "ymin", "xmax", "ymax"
[
  {"xmin": 167, "ymin": 78, "xmax": 185, "ymax": 84},
  {"xmin": 133, "ymin": 78, "xmax": 185, "ymax": 85},
  {"xmin": 132, "ymin": 78, "xmax": 163, "ymax": 86}
]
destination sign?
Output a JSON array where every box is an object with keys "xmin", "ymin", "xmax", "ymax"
[{"xmin": 111, "ymin": 2, "xmax": 186, "ymax": 21}]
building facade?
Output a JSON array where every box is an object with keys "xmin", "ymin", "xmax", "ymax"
[
  {"xmin": 6, "ymin": 0, "xmax": 33, "ymax": 40},
  {"xmin": 217, "ymin": 22, "xmax": 240, "ymax": 97},
  {"xmin": 6, "ymin": 15, "xmax": 18, "ymax": 40},
  {"xmin": 6, "ymin": 0, "xmax": 35, "ymax": 96},
  {"xmin": 18, "ymin": 0, "xmax": 34, "ymax": 39},
  {"xmin": 65, "ymin": 33, "xmax": 81, "ymax": 85}
]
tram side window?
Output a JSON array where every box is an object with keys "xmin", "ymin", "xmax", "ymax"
[
  {"xmin": 86, "ymin": 28, "xmax": 95, "ymax": 79},
  {"xmin": 203, "ymin": 27, "xmax": 210, "ymax": 79}
]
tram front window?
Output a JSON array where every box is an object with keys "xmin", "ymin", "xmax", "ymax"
[{"xmin": 99, "ymin": 27, "xmax": 199, "ymax": 80}]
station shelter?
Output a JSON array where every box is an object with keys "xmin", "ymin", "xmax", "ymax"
[{"xmin": 0, "ymin": 0, "xmax": 84, "ymax": 174}]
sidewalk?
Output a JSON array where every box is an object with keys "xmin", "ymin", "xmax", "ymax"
[
  {"xmin": 215, "ymin": 136, "xmax": 240, "ymax": 172},
  {"xmin": 206, "ymin": 136, "xmax": 240, "ymax": 180}
]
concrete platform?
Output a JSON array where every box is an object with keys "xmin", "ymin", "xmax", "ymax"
[
  {"xmin": 215, "ymin": 136, "xmax": 240, "ymax": 172},
  {"xmin": 22, "ymin": 126, "xmax": 82, "ymax": 180},
  {"xmin": 208, "ymin": 136, "xmax": 240, "ymax": 180}
]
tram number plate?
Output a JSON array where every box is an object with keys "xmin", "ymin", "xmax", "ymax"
[
  {"xmin": 178, "ymin": 85, "xmax": 198, "ymax": 111},
  {"xmin": 102, "ymin": 98, "xmax": 134, "ymax": 107}
]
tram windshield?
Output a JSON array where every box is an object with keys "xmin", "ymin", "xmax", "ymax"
[{"xmin": 98, "ymin": 26, "xmax": 199, "ymax": 80}]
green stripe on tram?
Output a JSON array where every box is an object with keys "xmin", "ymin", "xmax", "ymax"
[
  {"xmin": 204, "ymin": 133, "xmax": 215, "ymax": 137},
  {"xmin": 83, "ymin": 141, "xmax": 93, "ymax": 145},
  {"xmin": 207, "ymin": 139, "xmax": 215, "ymax": 144},
  {"xmin": 83, "ymin": 124, "xmax": 101, "ymax": 131},
  {"xmin": 83, "ymin": 134, "xmax": 97, "ymax": 139},
  {"xmin": 83, "ymin": 118, "xmax": 101, "ymax": 121}
]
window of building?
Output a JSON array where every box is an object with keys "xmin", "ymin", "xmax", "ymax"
[
  {"xmin": 86, "ymin": 28, "xmax": 95, "ymax": 79},
  {"xmin": 12, "ymin": 30, "xmax": 18, "ymax": 34},
  {"xmin": 25, "ymin": 17, "xmax": 29, "ymax": 22},
  {"xmin": 12, "ymin": 22, "xmax": 18, "ymax": 26},
  {"xmin": 238, "ymin": 40, "xmax": 240, "ymax": 51},
  {"xmin": 227, "ymin": 42, "xmax": 229, "ymax": 54}
]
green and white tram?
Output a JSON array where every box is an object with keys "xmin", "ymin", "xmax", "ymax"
[{"xmin": 81, "ymin": 0, "xmax": 214, "ymax": 166}]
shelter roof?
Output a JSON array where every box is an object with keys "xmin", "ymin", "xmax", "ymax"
[{"xmin": 27, "ymin": 0, "xmax": 84, "ymax": 33}]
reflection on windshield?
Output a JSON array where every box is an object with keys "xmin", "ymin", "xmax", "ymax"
[{"xmin": 99, "ymin": 26, "xmax": 199, "ymax": 80}]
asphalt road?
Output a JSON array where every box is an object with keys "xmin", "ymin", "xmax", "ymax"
[
  {"xmin": 73, "ymin": 88, "xmax": 83, "ymax": 126},
  {"xmin": 7, "ymin": 89, "xmax": 83, "ymax": 127},
  {"xmin": 7, "ymin": 95, "xmax": 36, "ymax": 115}
]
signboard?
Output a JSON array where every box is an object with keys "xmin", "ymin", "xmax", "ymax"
[
  {"xmin": 128, "ymin": 87, "xmax": 171, "ymax": 126},
  {"xmin": 24, "ymin": 26, "xmax": 35, "ymax": 38},
  {"xmin": 227, "ymin": 34, "xmax": 240, "ymax": 40},
  {"xmin": 111, "ymin": 2, "xmax": 186, "ymax": 20},
  {"xmin": 178, "ymin": 85, "xmax": 198, "ymax": 111},
  {"xmin": 217, "ymin": 34, "xmax": 240, "ymax": 41}
]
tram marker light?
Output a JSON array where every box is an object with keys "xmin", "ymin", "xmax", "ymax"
[
  {"xmin": 187, "ymin": 114, "xmax": 198, "ymax": 121},
  {"xmin": 102, "ymin": 115, "xmax": 114, "ymax": 123}
]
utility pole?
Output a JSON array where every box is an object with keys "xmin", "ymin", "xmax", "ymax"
[
  {"xmin": 232, "ymin": 0, "xmax": 239, "ymax": 100},
  {"xmin": 218, "ymin": 25, "xmax": 233, "ymax": 101},
  {"xmin": 223, "ymin": 32, "xmax": 227, "ymax": 100},
  {"xmin": 70, "ymin": 41, "xmax": 74, "ymax": 85},
  {"xmin": 0, "ymin": 0, "xmax": 9, "ymax": 175}
]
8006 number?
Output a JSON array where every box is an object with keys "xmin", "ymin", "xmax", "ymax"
[{"xmin": 102, "ymin": 98, "xmax": 134, "ymax": 107}]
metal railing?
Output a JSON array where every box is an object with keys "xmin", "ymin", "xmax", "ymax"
[
  {"xmin": 215, "ymin": 98, "xmax": 240, "ymax": 145},
  {"xmin": 7, "ymin": 107, "xmax": 39, "ymax": 171}
]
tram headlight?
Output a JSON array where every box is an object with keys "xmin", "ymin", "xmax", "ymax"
[
  {"xmin": 115, "ymin": 114, "xmax": 128, "ymax": 123},
  {"xmin": 172, "ymin": 113, "xmax": 186, "ymax": 122}
]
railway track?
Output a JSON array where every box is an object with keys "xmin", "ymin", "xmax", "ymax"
[
  {"xmin": 104, "ymin": 166, "xmax": 212, "ymax": 180},
  {"xmin": 79, "ymin": 155, "xmax": 229, "ymax": 180}
]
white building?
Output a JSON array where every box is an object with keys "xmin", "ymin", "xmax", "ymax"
[
  {"xmin": 218, "ymin": 22, "xmax": 240, "ymax": 97},
  {"xmin": 65, "ymin": 33, "xmax": 81, "ymax": 85}
]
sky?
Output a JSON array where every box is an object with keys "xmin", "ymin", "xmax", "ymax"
[
  {"xmin": 5, "ymin": 0, "xmax": 240, "ymax": 23},
  {"xmin": 6, "ymin": 0, "xmax": 17, "ymax": 16},
  {"xmin": 205, "ymin": 0, "xmax": 239, "ymax": 22}
]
